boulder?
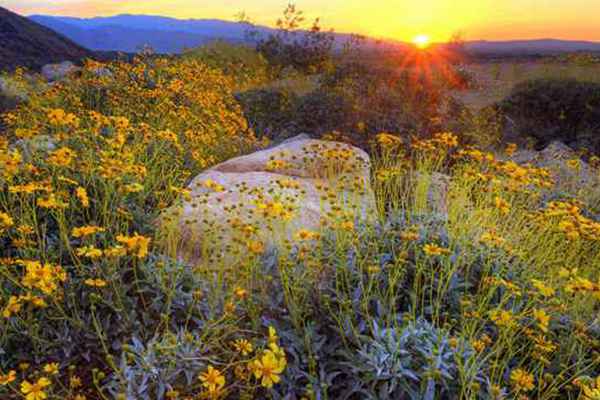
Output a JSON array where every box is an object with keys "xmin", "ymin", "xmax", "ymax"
[
  {"xmin": 41, "ymin": 61, "xmax": 80, "ymax": 81},
  {"xmin": 162, "ymin": 135, "xmax": 377, "ymax": 263},
  {"xmin": 510, "ymin": 141, "xmax": 596, "ymax": 187}
]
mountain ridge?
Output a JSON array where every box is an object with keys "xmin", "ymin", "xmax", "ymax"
[
  {"xmin": 28, "ymin": 13, "xmax": 600, "ymax": 55},
  {"xmin": 0, "ymin": 7, "xmax": 93, "ymax": 71}
]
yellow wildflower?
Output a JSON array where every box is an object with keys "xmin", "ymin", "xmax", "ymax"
[
  {"xmin": 505, "ymin": 143, "xmax": 518, "ymax": 156},
  {"xmin": 233, "ymin": 339, "xmax": 254, "ymax": 356},
  {"xmin": 0, "ymin": 212, "xmax": 14, "ymax": 232},
  {"xmin": 268, "ymin": 326, "xmax": 279, "ymax": 345},
  {"xmin": 494, "ymin": 196, "xmax": 510, "ymax": 215},
  {"xmin": 75, "ymin": 187, "xmax": 89, "ymax": 208},
  {"xmin": 43, "ymin": 363, "xmax": 59, "ymax": 375},
  {"xmin": 20, "ymin": 260, "xmax": 66, "ymax": 295},
  {"xmin": 510, "ymin": 368, "xmax": 535, "ymax": 392},
  {"xmin": 21, "ymin": 377, "xmax": 51, "ymax": 400},
  {"xmin": 72, "ymin": 226, "xmax": 105, "ymax": 238},
  {"xmin": 70, "ymin": 375, "xmax": 82, "ymax": 389},
  {"xmin": 251, "ymin": 350, "xmax": 286, "ymax": 388},
  {"xmin": 294, "ymin": 229, "xmax": 320, "ymax": 241},
  {"xmin": 37, "ymin": 194, "xmax": 67, "ymax": 210},
  {"xmin": 423, "ymin": 243, "xmax": 450, "ymax": 256},
  {"xmin": 489, "ymin": 309, "xmax": 515, "ymax": 328},
  {"xmin": 84, "ymin": 279, "xmax": 108, "ymax": 288},
  {"xmin": 198, "ymin": 365, "xmax": 225, "ymax": 392},
  {"xmin": 578, "ymin": 376, "xmax": 600, "ymax": 400},
  {"xmin": 0, "ymin": 370, "xmax": 16, "ymax": 385},
  {"xmin": 246, "ymin": 240, "xmax": 265, "ymax": 255},
  {"xmin": 533, "ymin": 309, "xmax": 550, "ymax": 333},
  {"xmin": 48, "ymin": 147, "xmax": 76, "ymax": 167},
  {"xmin": 116, "ymin": 234, "xmax": 151, "ymax": 258},
  {"xmin": 234, "ymin": 287, "xmax": 249, "ymax": 300},
  {"xmin": 531, "ymin": 279, "xmax": 555, "ymax": 297},
  {"xmin": 76, "ymin": 246, "xmax": 103, "ymax": 259}
]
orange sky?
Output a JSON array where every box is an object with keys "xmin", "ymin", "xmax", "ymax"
[{"xmin": 5, "ymin": 0, "xmax": 600, "ymax": 42}]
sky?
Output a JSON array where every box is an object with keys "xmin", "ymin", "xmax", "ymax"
[{"xmin": 4, "ymin": 0, "xmax": 600, "ymax": 42}]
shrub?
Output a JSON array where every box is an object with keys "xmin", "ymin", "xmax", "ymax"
[
  {"xmin": 500, "ymin": 78, "xmax": 600, "ymax": 153},
  {"xmin": 236, "ymin": 61, "xmax": 448, "ymax": 147},
  {"xmin": 0, "ymin": 57, "xmax": 264, "ymax": 399},
  {"xmin": 293, "ymin": 88, "xmax": 356, "ymax": 134},
  {"xmin": 250, "ymin": 4, "xmax": 335, "ymax": 74},
  {"xmin": 183, "ymin": 40, "xmax": 270, "ymax": 89},
  {"xmin": 342, "ymin": 319, "xmax": 477, "ymax": 399},
  {"xmin": 235, "ymin": 87, "xmax": 298, "ymax": 139}
]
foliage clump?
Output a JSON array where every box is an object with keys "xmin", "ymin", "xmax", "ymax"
[{"xmin": 501, "ymin": 78, "xmax": 600, "ymax": 153}]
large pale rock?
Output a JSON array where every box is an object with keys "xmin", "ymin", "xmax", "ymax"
[{"xmin": 162, "ymin": 135, "xmax": 377, "ymax": 263}]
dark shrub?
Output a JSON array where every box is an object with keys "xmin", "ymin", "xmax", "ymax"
[
  {"xmin": 236, "ymin": 88, "xmax": 299, "ymax": 139},
  {"xmin": 500, "ymin": 79, "xmax": 600, "ymax": 152},
  {"xmin": 316, "ymin": 62, "xmax": 445, "ymax": 146},
  {"xmin": 294, "ymin": 88, "xmax": 355, "ymax": 134},
  {"xmin": 236, "ymin": 61, "xmax": 447, "ymax": 148}
]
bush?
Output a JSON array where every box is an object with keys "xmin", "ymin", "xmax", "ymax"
[
  {"xmin": 236, "ymin": 87, "xmax": 298, "ymax": 139},
  {"xmin": 236, "ymin": 62, "xmax": 447, "ymax": 147},
  {"xmin": 0, "ymin": 57, "xmax": 263, "ymax": 398},
  {"xmin": 293, "ymin": 88, "xmax": 356, "ymax": 134},
  {"xmin": 250, "ymin": 4, "xmax": 335, "ymax": 74},
  {"xmin": 500, "ymin": 78, "xmax": 600, "ymax": 152},
  {"xmin": 183, "ymin": 40, "xmax": 270, "ymax": 89}
]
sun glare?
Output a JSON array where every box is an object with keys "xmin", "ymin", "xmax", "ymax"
[{"xmin": 413, "ymin": 34, "xmax": 431, "ymax": 49}]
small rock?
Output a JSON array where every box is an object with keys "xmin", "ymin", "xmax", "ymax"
[
  {"xmin": 41, "ymin": 61, "xmax": 80, "ymax": 82},
  {"xmin": 511, "ymin": 141, "xmax": 595, "ymax": 186}
]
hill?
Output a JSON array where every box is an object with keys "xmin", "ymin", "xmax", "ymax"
[
  {"xmin": 29, "ymin": 14, "xmax": 388, "ymax": 54},
  {"xmin": 29, "ymin": 14, "xmax": 271, "ymax": 53},
  {"xmin": 0, "ymin": 7, "xmax": 93, "ymax": 71}
]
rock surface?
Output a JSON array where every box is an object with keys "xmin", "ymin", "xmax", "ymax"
[
  {"xmin": 420, "ymin": 172, "xmax": 451, "ymax": 216},
  {"xmin": 41, "ymin": 61, "xmax": 80, "ymax": 81},
  {"xmin": 162, "ymin": 135, "xmax": 377, "ymax": 263},
  {"xmin": 510, "ymin": 141, "xmax": 596, "ymax": 187}
]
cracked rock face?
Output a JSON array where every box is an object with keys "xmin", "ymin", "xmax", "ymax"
[{"xmin": 162, "ymin": 135, "xmax": 377, "ymax": 264}]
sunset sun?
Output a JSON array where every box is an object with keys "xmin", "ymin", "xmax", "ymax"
[{"xmin": 413, "ymin": 34, "xmax": 431, "ymax": 49}]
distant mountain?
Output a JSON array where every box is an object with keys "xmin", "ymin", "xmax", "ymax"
[
  {"xmin": 463, "ymin": 39, "xmax": 600, "ymax": 55},
  {"xmin": 28, "ymin": 14, "xmax": 600, "ymax": 56},
  {"xmin": 28, "ymin": 14, "xmax": 386, "ymax": 54},
  {"xmin": 0, "ymin": 7, "xmax": 93, "ymax": 71},
  {"xmin": 29, "ymin": 14, "xmax": 274, "ymax": 53}
]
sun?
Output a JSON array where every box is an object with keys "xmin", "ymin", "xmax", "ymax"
[{"xmin": 412, "ymin": 34, "xmax": 431, "ymax": 49}]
